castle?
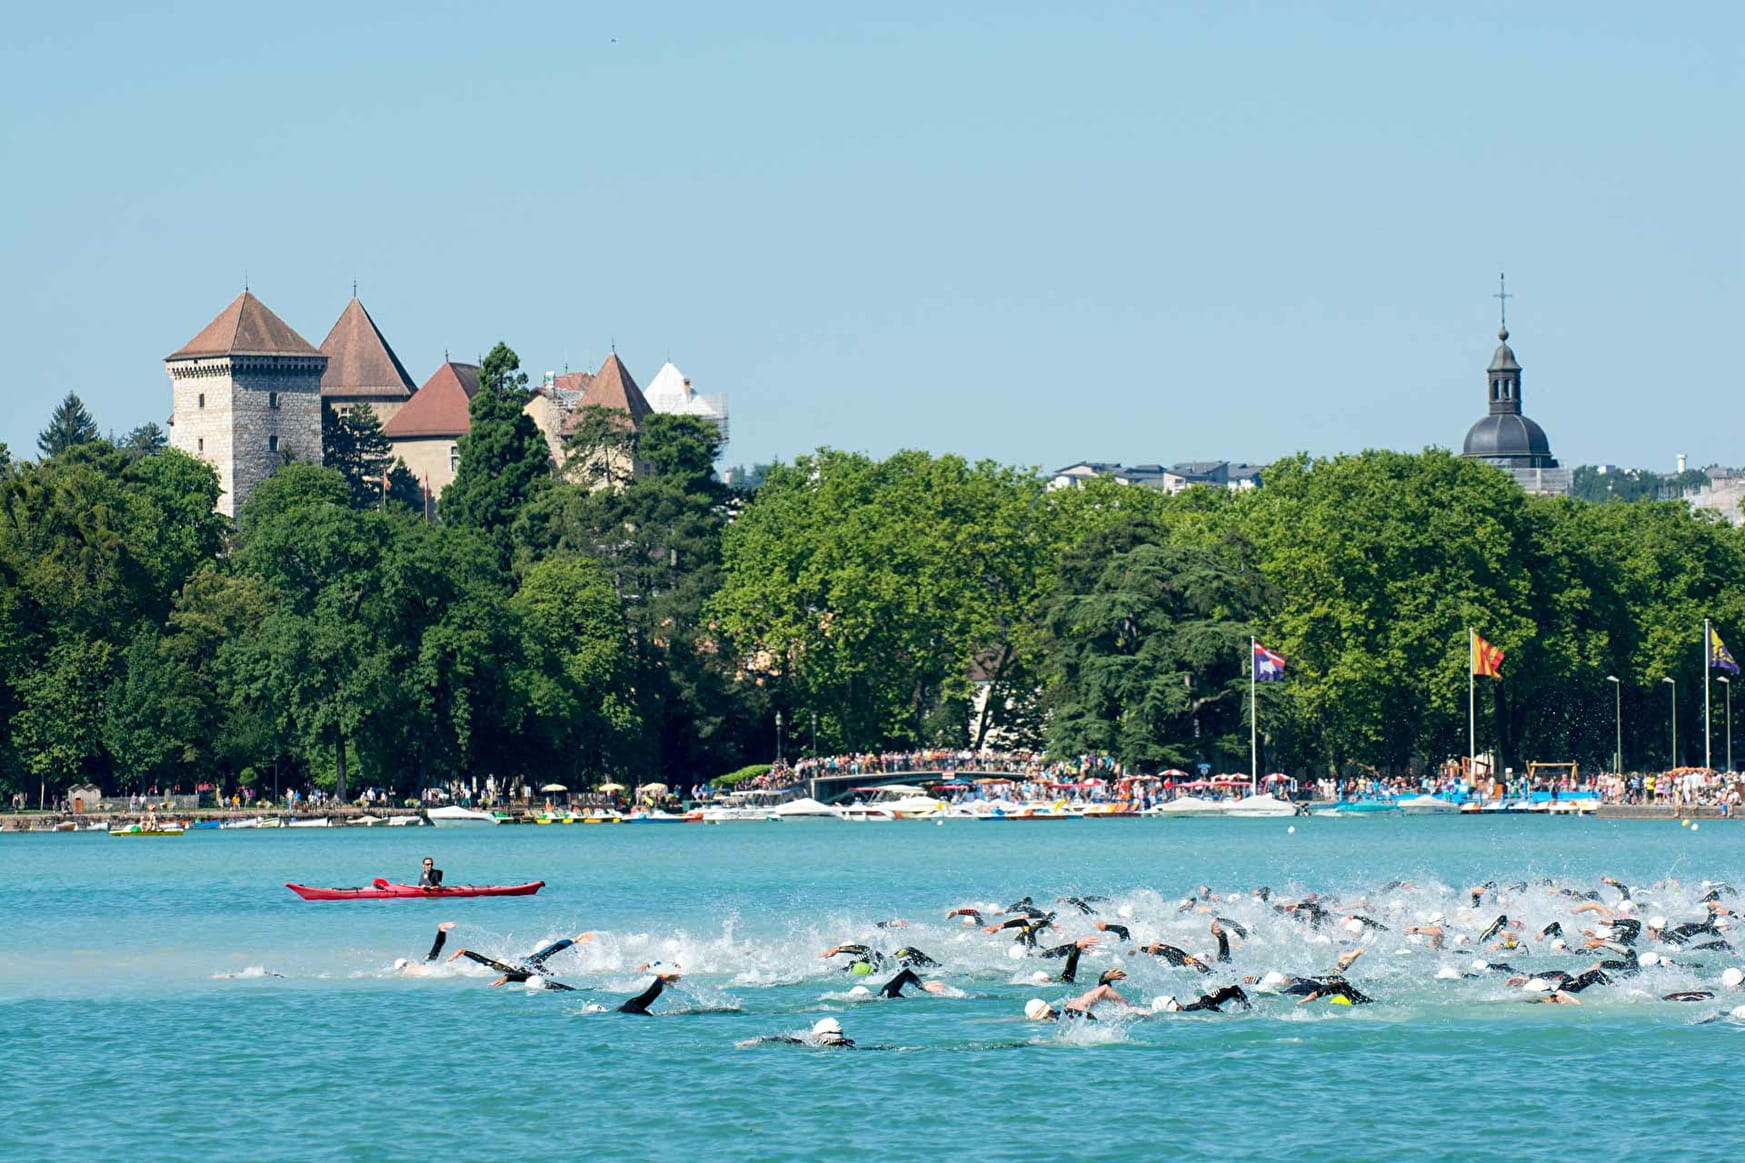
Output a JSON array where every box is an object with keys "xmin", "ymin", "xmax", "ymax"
[{"xmin": 165, "ymin": 291, "xmax": 727, "ymax": 516}]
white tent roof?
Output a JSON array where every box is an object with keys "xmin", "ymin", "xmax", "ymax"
[{"xmin": 643, "ymin": 361, "xmax": 694, "ymax": 413}]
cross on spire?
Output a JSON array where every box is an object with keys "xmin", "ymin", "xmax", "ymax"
[{"xmin": 1494, "ymin": 272, "xmax": 1512, "ymax": 337}]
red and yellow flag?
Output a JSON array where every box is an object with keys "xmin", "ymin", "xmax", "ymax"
[{"xmin": 1472, "ymin": 632, "xmax": 1505, "ymax": 679}]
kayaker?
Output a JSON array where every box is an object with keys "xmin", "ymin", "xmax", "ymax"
[{"xmin": 418, "ymin": 858, "xmax": 443, "ymax": 888}]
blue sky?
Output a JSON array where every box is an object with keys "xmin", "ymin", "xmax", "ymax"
[{"xmin": 1, "ymin": 2, "xmax": 1738, "ymax": 472}]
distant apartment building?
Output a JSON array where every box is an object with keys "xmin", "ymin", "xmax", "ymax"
[{"xmin": 1047, "ymin": 460, "xmax": 1264, "ymax": 493}]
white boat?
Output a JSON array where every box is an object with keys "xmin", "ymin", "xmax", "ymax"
[
  {"xmin": 286, "ymin": 817, "xmax": 334, "ymax": 828},
  {"xmin": 838, "ymin": 785, "xmax": 943, "ymax": 820},
  {"xmin": 385, "ymin": 814, "xmax": 427, "ymax": 826},
  {"xmin": 427, "ymin": 805, "xmax": 499, "ymax": 827},
  {"xmin": 347, "ymin": 815, "xmax": 386, "ymax": 826},
  {"xmin": 1226, "ymin": 793, "xmax": 1297, "ymax": 818},
  {"xmin": 1147, "ymin": 796, "xmax": 1228, "ymax": 818},
  {"xmin": 221, "ymin": 817, "xmax": 264, "ymax": 829},
  {"xmin": 1398, "ymin": 794, "xmax": 1459, "ymax": 815},
  {"xmin": 771, "ymin": 797, "xmax": 842, "ymax": 819},
  {"xmin": 622, "ymin": 810, "xmax": 687, "ymax": 823}
]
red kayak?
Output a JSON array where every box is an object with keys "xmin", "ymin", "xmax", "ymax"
[{"xmin": 286, "ymin": 880, "xmax": 545, "ymax": 901}]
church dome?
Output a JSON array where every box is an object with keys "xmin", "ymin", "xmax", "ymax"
[{"xmin": 1463, "ymin": 412, "xmax": 1551, "ymax": 459}]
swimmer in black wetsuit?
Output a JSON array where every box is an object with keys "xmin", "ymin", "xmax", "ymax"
[
  {"xmin": 618, "ymin": 971, "xmax": 680, "ymax": 1013},
  {"xmin": 1135, "ymin": 942, "xmax": 1212, "ymax": 974},
  {"xmin": 1155, "ymin": 984, "xmax": 1251, "ymax": 1013},
  {"xmin": 737, "ymin": 1017, "xmax": 862, "ymax": 1049},
  {"xmin": 448, "ymin": 931, "xmax": 594, "ymax": 987},
  {"xmin": 1057, "ymin": 896, "xmax": 1108, "ymax": 915},
  {"xmin": 1211, "ymin": 920, "xmax": 1232, "ymax": 963},
  {"xmin": 1094, "ymin": 921, "xmax": 1131, "ymax": 942},
  {"xmin": 1291, "ymin": 976, "xmax": 1374, "ymax": 1005},
  {"xmin": 1036, "ymin": 936, "xmax": 1099, "ymax": 983},
  {"xmin": 876, "ymin": 968, "xmax": 947, "ymax": 998},
  {"xmin": 820, "ymin": 944, "xmax": 887, "ymax": 972}
]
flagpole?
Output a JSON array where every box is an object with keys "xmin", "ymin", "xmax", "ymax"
[
  {"xmin": 1468, "ymin": 628, "xmax": 1476, "ymax": 781},
  {"xmin": 1705, "ymin": 619, "xmax": 1712, "ymax": 771},
  {"xmin": 1250, "ymin": 636, "xmax": 1258, "ymax": 795}
]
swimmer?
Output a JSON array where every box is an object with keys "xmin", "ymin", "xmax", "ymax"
[
  {"xmin": 874, "ymin": 967, "xmax": 948, "ymax": 998},
  {"xmin": 617, "ymin": 968, "xmax": 682, "ymax": 1014},
  {"xmin": 1134, "ymin": 942, "xmax": 1212, "ymax": 975},
  {"xmin": 1057, "ymin": 895, "xmax": 1109, "ymax": 915},
  {"xmin": 1292, "ymin": 976, "xmax": 1374, "ymax": 1006},
  {"xmin": 820, "ymin": 944, "xmax": 887, "ymax": 972},
  {"xmin": 1211, "ymin": 919, "xmax": 1233, "ymax": 963},
  {"xmin": 1405, "ymin": 922, "xmax": 1446, "ymax": 950},
  {"xmin": 1094, "ymin": 920, "xmax": 1131, "ymax": 942},
  {"xmin": 394, "ymin": 921, "xmax": 459, "ymax": 975},
  {"xmin": 1154, "ymin": 984, "xmax": 1251, "ymax": 1013},
  {"xmin": 736, "ymin": 1017, "xmax": 863, "ymax": 1049},
  {"xmin": 946, "ymin": 907, "xmax": 984, "ymax": 923},
  {"xmin": 1035, "ymin": 936, "xmax": 1099, "ymax": 983},
  {"xmin": 447, "ymin": 931, "xmax": 594, "ymax": 986},
  {"xmin": 1025, "ymin": 967, "xmax": 1134, "ymax": 1021}
]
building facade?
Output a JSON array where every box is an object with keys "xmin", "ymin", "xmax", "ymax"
[{"xmin": 166, "ymin": 292, "xmax": 326, "ymax": 517}]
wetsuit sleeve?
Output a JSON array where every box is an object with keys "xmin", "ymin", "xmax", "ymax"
[
  {"xmin": 1101, "ymin": 924, "xmax": 1131, "ymax": 942},
  {"xmin": 460, "ymin": 950, "xmax": 522, "ymax": 975},
  {"xmin": 425, "ymin": 929, "xmax": 449, "ymax": 962},
  {"xmin": 617, "ymin": 978, "xmax": 667, "ymax": 1014},
  {"xmin": 1059, "ymin": 945, "xmax": 1082, "ymax": 984},
  {"xmin": 526, "ymin": 939, "xmax": 574, "ymax": 969},
  {"xmin": 879, "ymin": 968, "xmax": 924, "ymax": 999},
  {"xmin": 1214, "ymin": 929, "xmax": 1231, "ymax": 963}
]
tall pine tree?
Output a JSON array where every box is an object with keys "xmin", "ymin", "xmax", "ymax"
[
  {"xmin": 441, "ymin": 342, "xmax": 551, "ymax": 549},
  {"xmin": 38, "ymin": 392, "xmax": 99, "ymax": 458}
]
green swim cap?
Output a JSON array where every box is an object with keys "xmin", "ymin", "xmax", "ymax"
[{"xmin": 851, "ymin": 960, "xmax": 874, "ymax": 976}]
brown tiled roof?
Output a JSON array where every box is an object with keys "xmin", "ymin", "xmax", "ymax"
[
  {"xmin": 580, "ymin": 353, "xmax": 652, "ymax": 425},
  {"xmin": 167, "ymin": 291, "xmax": 322, "ymax": 360},
  {"xmin": 553, "ymin": 371, "xmax": 594, "ymax": 394},
  {"xmin": 317, "ymin": 298, "xmax": 417, "ymax": 399},
  {"xmin": 382, "ymin": 362, "xmax": 480, "ymax": 439}
]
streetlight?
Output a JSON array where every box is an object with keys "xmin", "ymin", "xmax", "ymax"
[
  {"xmin": 1662, "ymin": 677, "xmax": 1677, "ymax": 769},
  {"xmin": 775, "ymin": 710, "xmax": 784, "ymax": 762},
  {"xmin": 1606, "ymin": 676, "xmax": 1622, "ymax": 774},
  {"xmin": 1720, "ymin": 676, "xmax": 1733, "ymax": 773}
]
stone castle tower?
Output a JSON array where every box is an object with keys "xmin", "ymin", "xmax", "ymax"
[{"xmin": 166, "ymin": 291, "xmax": 326, "ymax": 516}]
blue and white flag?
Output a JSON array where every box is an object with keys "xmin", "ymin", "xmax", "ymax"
[{"xmin": 1252, "ymin": 641, "xmax": 1286, "ymax": 682}]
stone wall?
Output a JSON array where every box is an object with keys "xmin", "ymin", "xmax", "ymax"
[{"xmin": 167, "ymin": 355, "xmax": 325, "ymax": 516}]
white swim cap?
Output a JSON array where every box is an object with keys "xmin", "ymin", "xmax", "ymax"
[
  {"xmin": 812, "ymin": 1017, "xmax": 843, "ymax": 1036},
  {"xmin": 1469, "ymin": 959, "xmax": 1490, "ymax": 973},
  {"xmin": 393, "ymin": 958, "xmax": 410, "ymax": 970},
  {"xmin": 1722, "ymin": 967, "xmax": 1744, "ymax": 988},
  {"xmin": 1031, "ymin": 970, "xmax": 1051, "ymax": 984},
  {"xmin": 1344, "ymin": 919, "xmax": 1365, "ymax": 935},
  {"xmin": 1006, "ymin": 945, "xmax": 1025, "ymax": 960},
  {"xmin": 848, "ymin": 985, "xmax": 871, "ymax": 997},
  {"xmin": 1551, "ymin": 939, "xmax": 1568, "ymax": 951},
  {"xmin": 1435, "ymin": 966, "xmax": 1460, "ymax": 980},
  {"xmin": 583, "ymin": 1003, "xmax": 608, "ymax": 1013},
  {"xmin": 1732, "ymin": 1005, "xmax": 1745, "ymax": 1021},
  {"xmin": 1616, "ymin": 899, "xmax": 1636, "ymax": 913},
  {"xmin": 1523, "ymin": 978, "xmax": 1552, "ymax": 993},
  {"xmin": 1024, "ymin": 998, "xmax": 1051, "ymax": 1021},
  {"xmin": 1259, "ymin": 971, "xmax": 1289, "ymax": 991},
  {"xmin": 1153, "ymin": 995, "xmax": 1182, "ymax": 1012},
  {"xmin": 525, "ymin": 976, "xmax": 548, "ymax": 990},
  {"xmin": 1649, "ymin": 916, "xmax": 1668, "ymax": 930},
  {"xmin": 1639, "ymin": 952, "xmax": 1660, "ymax": 967},
  {"xmin": 961, "ymin": 916, "xmax": 977, "ymax": 926}
]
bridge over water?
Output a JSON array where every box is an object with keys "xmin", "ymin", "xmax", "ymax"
[{"xmin": 806, "ymin": 769, "xmax": 1026, "ymax": 803}]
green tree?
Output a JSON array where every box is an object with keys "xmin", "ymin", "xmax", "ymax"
[
  {"xmin": 442, "ymin": 342, "xmax": 550, "ymax": 552},
  {"xmin": 562, "ymin": 404, "xmax": 640, "ymax": 490},
  {"xmin": 1044, "ymin": 517, "xmax": 1269, "ymax": 769},
  {"xmin": 120, "ymin": 422, "xmax": 168, "ymax": 460},
  {"xmin": 322, "ymin": 403, "xmax": 399, "ymax": 508},
  {"xmin": 37, "ymin": 392, "xmax": 99, "ymax": 458}
]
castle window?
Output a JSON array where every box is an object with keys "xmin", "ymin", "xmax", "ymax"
[
  {"xmin": 268, "ymin": 435, "xmax": 279, "ymax": 453},
  {"xmin": 198, "ymin": 392, "xmax": 205, "ymax": 409},
  {"xmin": 268, "ymin": 391, "xmax": 279, "ymax": 410},
  {"xmin": 197, "ymin": 438, "xmax": 204, "ymax": 453},
  {"xmin": 450, "ymin": 445, "xmax": 459, "ymax": 473}
]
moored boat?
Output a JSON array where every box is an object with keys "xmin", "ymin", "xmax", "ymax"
[{"xmin": 427, "ymin": 805, "xmax": 499, "ymax": 827}]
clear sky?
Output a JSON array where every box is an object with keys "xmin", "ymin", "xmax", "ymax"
[{"xmin": 2, "ymin": 2, "xmax": 1738, "ymax": 473}]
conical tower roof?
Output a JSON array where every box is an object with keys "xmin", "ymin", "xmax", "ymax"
[
  {"xmin": 580, "ymin": 353, "xmax": 652, "ymax": 425},
  {"xmin": 167, "ymin": 291, "xmax": 321, "ymax": 360},
  {"xmin": 643, "ymin": 361, "xmax": 694, "ymax": 412},
  {"xmin": 382, "ymin": 362, "xmax": 480, "ymax": 439},
  {"xmin": 318, "ymin": 298, "xmax": 417, "ymax": 400}
]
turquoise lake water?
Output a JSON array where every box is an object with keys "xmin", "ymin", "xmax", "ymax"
[{"xmin": 5, "ymin": 817, "xmax": 1743, "ymax": 1161}]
